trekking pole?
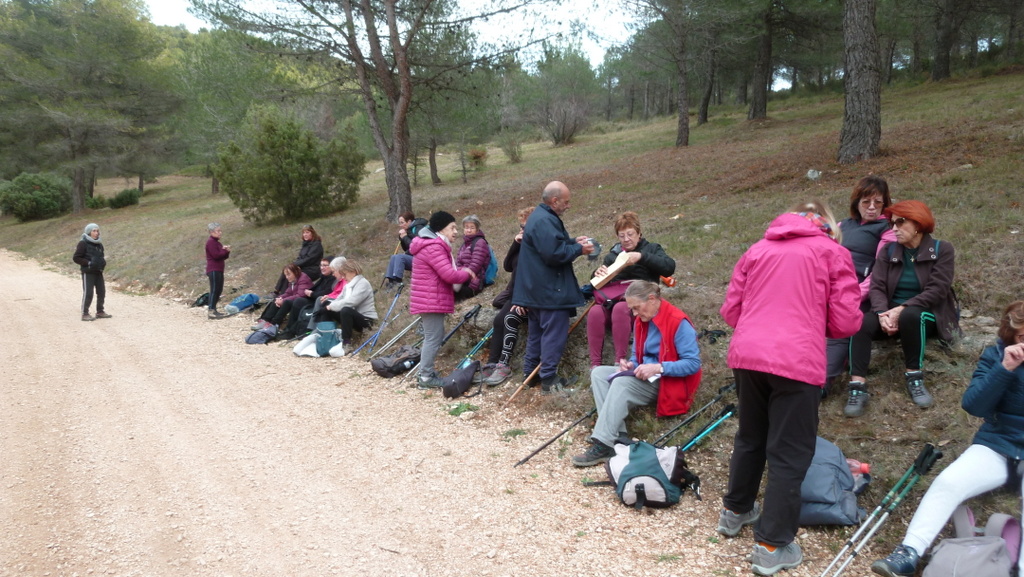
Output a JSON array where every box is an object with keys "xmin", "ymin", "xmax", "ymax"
[
  {"xmin": 350, "ymin": 283, "xmax": 405, "ymax": 356},
  {"xmin": 821, "ymin": 444, "xmax": 943, "ymax": 577},
  {"xmin": 679, "ymin": 404, "xmax": 736, "ymax": 452},
  {"xmin": 654, "ymin": 382, "xmax": 736, "ymax": 448},
  {"xmin": 513, "ymin": 408, "xmax": 597, "ymax": 468},
  {"xmin": 401, "ymin": 305, "xmax": 481, "ymax": 384},
  {"xmin": 367, "ymin": 316, "xmax": 421, "ymax": 360},
  {"xmin": 456, "ymin": 328, "xmax": 493, "ymax": 370},
  {"xmin": 502, "ymin": 300, "xmax": 596, "ymax": 407}
]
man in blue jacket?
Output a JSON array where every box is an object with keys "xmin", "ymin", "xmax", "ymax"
[{"xmin": 512, "ymin": 181, "xmax": 595, "ymax": 394}]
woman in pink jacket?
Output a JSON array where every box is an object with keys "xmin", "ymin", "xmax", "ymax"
[
  {"xmin": 410, "ymin": 211, "xmax": 475, "ymax": 389},
  {"xmin": 716, "ymin": 201, "xmax": 862, "ymax": 577}
]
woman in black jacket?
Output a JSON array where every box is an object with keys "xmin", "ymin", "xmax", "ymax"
[
  {"xmin": 73, "ymin": 223, "xmax": 111, "ymax": 321},
  {"xmin": 274, "ymin": 224, "xmax": 324, "ymax": 294}
]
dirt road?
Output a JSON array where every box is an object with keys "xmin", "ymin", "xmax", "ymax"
[{"xmin": 1, "ymin": 249, "xmax": 847, "ymax": 577}]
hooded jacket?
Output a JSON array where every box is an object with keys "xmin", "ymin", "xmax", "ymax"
[
  {"xmin": 720, "ymin": 213, "xmax": 863, "ymax": 387},
  {"xmin": 456, "ymin": 232, "xmax": 491, "ymax": 293},
  {"xmin": 409, "ymin": 231, "xmax": 471, "ymax": 315},
  {"xmin": 73, "ymin": 236, "xmax": 106, "ymax": 273},
  {"xmin": 963, "ymin": 340, "xmax": 1024, "ymax": 460}
]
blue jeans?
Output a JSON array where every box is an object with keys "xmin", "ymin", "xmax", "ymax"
[{"xmin": 386, "ymin": 254, "xmax": 412, "ymax": 281}]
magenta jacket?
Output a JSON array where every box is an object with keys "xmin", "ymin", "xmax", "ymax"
[
  {"xmin": 410, "ymin": 235, "xmax": 471, "ymax": 315},
  {"xmin": 279, "ymin": 273, "xmax": 313, "ymax": 301},
  {"xmin": 455, "ymin": 232, "xmax": 490, "ymax": 293},
  {"xmin": 720, "ymin": 213, "xmax": 863, "ymax": 387}
]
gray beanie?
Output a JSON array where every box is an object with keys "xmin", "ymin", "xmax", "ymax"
[{"xmin": 84, "ymin": 223, "xmax": 99, "ymax": 236}]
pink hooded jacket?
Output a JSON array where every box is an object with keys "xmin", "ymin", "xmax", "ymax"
[
  {"xmin": 409, "ymin": 235, "xmax": 471, "ymax": 315},
  {"xmin": 720, "ymin": 213, "xmax": 863, "ymax": 387}
]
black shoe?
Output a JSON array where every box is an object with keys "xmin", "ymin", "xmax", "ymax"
[
  {"xmin": 571, "ymin": 441, "xmax": 614, "ymax": 467},
  {"xmin": 277, "ymin": 329, "xmax": 295, "ymax": 341},
  {"xmin": 540, "ymin": 375, "xmax": 576, "ymax": 396}
]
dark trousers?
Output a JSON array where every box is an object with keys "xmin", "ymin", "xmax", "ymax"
[
  {"xmin": 826, "ymin": 299, "xmax": 873, "ymax": 380},
  {"xmin": 207, "ymin": 271, "xmax": 224, "ymax": 311},
  {"xmin": 523, "ymin": 308, "xmax": 570, "ymax": 381},
  {"xmin": 283, "ymin": 297, "xmax": 314, "ymax": 335},
  {"xmin": 724, "ymin": 369, "xmax": 820, "ymax": 547},
  {"xmin": 488, "ymin": 301, "xmax": 527, "ymax": 366},
  {"xmin": 260, "ymin": 299, "xmax": 296, "ymax": 326},
  {"xmin": 316, "ymin": 306, "xmax": 372, "ymax": 342},
  {"xmin": 81, "ymin": 271, "xmax": 106, "ymax": 315},
  {"xmin": 850, "ymin": 305, "xmax": 937, "ymax": 376}
]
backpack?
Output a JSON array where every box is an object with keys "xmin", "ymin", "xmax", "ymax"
[
  {"xmin": 799, "ymin": 437, "xmax": 867, "ymax": 526},
  {"xmin": 245, "ymin": 323, "xmax": 277, "ymax": 345},
  {"xmin": 370, "ymin": 345, "xmax": 421, "ymax": 378},
  {"xmin": 595, "ymin": 441, "xmax": 700, "ymax": 510},
  {"xmin": 442, "ymin": 361, "xmax": 481, "ymax": 398},
  {"xmin": 408, "ymin": 218, "xmax": 428, "ymax": 238},
  {"xmin": 469, "ymin": 237, "xmax": 499, "ymax": 286},
  {"xmin": 314, "ymin": 321, "xmax": 344, "ymax": 357},
  {"xmin": 191, "ymin": 292, "xmax": 210, "ymax": 308},
  {"xmin": 228, "ymin": 293, "xmax": 260, "ymax": 312},
  {"xmin": 921, "ymin": 505, "xmax": 1019, "ymax": 577}
]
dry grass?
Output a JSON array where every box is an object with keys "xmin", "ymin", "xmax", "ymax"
[{"xmin": 3, "ymin": 70, "xmax": 1024, "ymax": 554}]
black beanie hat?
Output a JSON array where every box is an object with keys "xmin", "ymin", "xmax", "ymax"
[{"xmin": 429, "ymin": 210, "xmax": 456, "ymax": 233}]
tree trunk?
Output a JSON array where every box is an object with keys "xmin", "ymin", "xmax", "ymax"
[
  {"xmin": 71, "ymin": 167, "xmax": 86, "ymax": 213},
  {"xmin": 674, "ymin": 29, "xmax": 690, "ymax": 147},
  {"xmin": 932, "ymin": 0, "xmax": 959, "ymax": 81},
  {"xmin": 1008, "ymin": 4, "xmax": 1019, "ymax": 60},
  {"xmin": 211, "ymin": 176, "xmax": 219, "ymax": 195},
  {"xmin": 643, "ymin": 80, "xmax": 651, "ymax": 119},
  {"xmin": 87, "ymin": 165, "xmax": 96, "ymax": 198},
  {"xmin": 748, "ymin": 9, "xmax": 774, "ymax": 120},
  {"xmin": 698, "ymin": 40, "xmax": 716, "ymax": 126},
  {"xmin": 628, "ymin": 85, "xmax": 635, "ymax": 120},
  {"xmin": 605, "ymin": 75, "xmax": 613, "ymax": 121},
  {"xmin": 138, "ymin": 174, "xmax": 144, "ymax": 194},
  {"xmin": 735, "ymin": 76, "xmax": 748, "ymax": 105},
  {"xmin": 838, "ymin": 0, "xmax": 882, "ymax": 164},
  {"xmin": 428, "ymin": 138, "xmax": 441, "ymax": 185},
  {"xmin": 884, "ymin": 37, "xmax": 897, "ymax": 84}
]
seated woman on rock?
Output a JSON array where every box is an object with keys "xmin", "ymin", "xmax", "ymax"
[
  {"xmin": 454, "ymin": 215, "xmax": 490, "ymax": 300},
  {"xmin": 316, "ymin": 259, "xmax": 377, "ymax": 347},
  {"xmin": 253, "ymin": 263, "xmax": 312, "ymax": 332},
  {"xmin": 843, "ymin": 200, "xmax": 959, "ymax": 417},
  {"xmin": 383, "ymin": 212, "xmax": 420, "ymax": 290},
  {"xmin": 273, "ymin": 224, "xmax": 324, "ymax": 295},
  {"xmin": 587, "ymin": 211, "xmax": 675, "ymax": 368},
  {"xmin": 277, "ymin": 256, "xmax": 335, "ymax": 341}
]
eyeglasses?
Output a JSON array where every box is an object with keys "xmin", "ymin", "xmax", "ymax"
[
  {"xmin": 860, "ymin": 198, "xmax": 883, "ymax": 207},
  {"xmin": 891, "ymin": 217, "xmax": 910, "ymax": 227},
  {"xmin": 617, "ymin": 230, "xmax": 640, "ymax": 241},
  {"xmin": 320, "ymin": 263, "xmax": 331, "ymax": 268}
]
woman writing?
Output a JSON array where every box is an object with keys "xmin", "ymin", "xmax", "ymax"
[
  {"xmin": 320, "ymin": 259, "xmax": 377, "ymax": 347},
  {"xmin": 844, "ymin": 200, "xmax": 959, "ymax": 416},
  {"xmin": 871, "ymin": 301, "xmax": 1024, "ymax": 577}
]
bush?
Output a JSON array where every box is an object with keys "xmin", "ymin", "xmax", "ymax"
[
  {"xmin": 0, "ymin": 172, "xmax": 72, "ymax": 221},
  {"xmin": 86, "ymin": 195, "xmax": 107, "ymax": 209},
  {"xmin": 108, "ymin": 188, "xmax": 140, "ymax": 209},
  {"xmin": 497, "ymin": 129, "xmax": 525, "ymax": 163},
  {"xmin": 215, "ymin": 107, "xmax": 367, "ymax": 224},
  {"xmin": 468, "ymin": 148, "xmax": 488, "ymax": 168}
]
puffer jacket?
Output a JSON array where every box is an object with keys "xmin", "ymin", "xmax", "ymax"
[
  {"xmin": 963, "ymin": 340, "xmax": 1024, "ymax": 460},
  {"xmin": 456, "ymin": 232, "xmax": 491, "ymax": 293},
  {"xmin": 410, "ymin": 235, "xmax": 471, "ymax": 315},
  {"xmin": 720, "ymin": 213, "xmax": 863, "ymax": 387},
  {"xmin": 279, "ymin": 273, "xmax": 313, "ymax": 301},
  {"xmin": 73, "ymin": 238, "xmax": 106, "ymax": 273},
  {"xmin": 294, "ymin": 239, "xmax": 324, "ymax": 281},
  {"xmin": 601, "ymin": 237, "xmax": 675, "ymax": 282},
  {"xmin": 512, "ymin": 203, "xmax": 585, "ymax": 310}
]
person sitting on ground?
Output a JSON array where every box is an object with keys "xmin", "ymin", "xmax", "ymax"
[
  {"xmin": 410, "ymin": 211, "xmax": 475, "ymax": 389},
  {"xmin": 825, "ymin": 176, "xmax": 895, "ymax": 399},
  {"xmin": 454, "ymin": 214, "xmax": 490, "ymax": 300},
  {"xmin": 383, "ymin": 211, "xmax": 418, "ymax": 290},
  {"xmin": 586, "ymin": 211, "xmax": 676, "ymax": 368},
  {"xmin": 204, "ymin": 223, "xmax": 231, "ymax": 319},
  {"xmin": 478, "ymin": 207, "xmax": 534, "ymax": 387},
  {"xmin": 316, "ymin": 259, "xmax": 377, "ymax": 347},
  {"xmin": 253, "ymin": 263, "xmax": 312, "ymax": 332},
  {"xmin": 870, "ymin": 300, "xmax": 1024, "ymax": 577},
  {"xmin": 844, "ymin": 199, "xmax": 959, "ymax": 417},
  {"xmin": 572, "ymin": 280, "xmax": 702, "ymax": 467},
  {"xmin": 273, "ymin": 224, "xmax": 324, "ymax": 295},
  {"xmin": 277, "ymin": 256, "xmax": 335, "ymax": 341}
]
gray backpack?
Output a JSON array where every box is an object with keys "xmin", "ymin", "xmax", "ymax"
[
  {"xmin": 922, "ymin": 505, "xmax": 1019, "ymax": 577},
  {"xmin": 245, "ymin": 324, "xmax": 277, "ymax": 345},
  {"xmin": 798, "ymin": 436, "xmax": 867, "ymax": 525}
]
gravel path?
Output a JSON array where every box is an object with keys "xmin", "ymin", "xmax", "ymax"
[{"xmin": 0, "ymin": 249, "xmax": 870, "ymax": 577}]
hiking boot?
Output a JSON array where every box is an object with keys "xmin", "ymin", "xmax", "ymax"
[
  {"xmin": 571, "ymin": 440, "xmax": 614, "ymax": 467},
  {"xmin": 208, "ymin": 310, "xmax": 225, "ymax": 319},
  {"xmin": 251, "ymin": 319, "xmax": 270, "ymax": 331},
  {"xmin": 844, "ymin": 383, "xmax": 870, "ymax": 418},
  {"xmin": 82, "ymin": 314, "xmax": 95, "ymax": 321},
  {"xmin": 905, "ymin": 371, "xmax": 933, "ymax": 408},
  {"xmin": 540, "ymin": 375, "xmax": 575, "ymax": 396},
  {"xmin": 484, "ymin": 363, "xmax": 512, "ymax": 386},
  {"xmin": 94, "ymin": 312, "xmax": 112, "ymax": 319},
  {"xmin": 416, "ymin": 374, "xmax": 444, "ymax": 390},
  {"xmin": 473, "ymin": 363, "xmax": 495, "ymax": 384},
  {"xmin": 751, "ymin": 542, "xmax": 802, "ymax": 576},
  {"xmin": 277, "ymin": 329, "xmax": 295, "ymax": 341},
  {"xmin": 870, "ymin": 544, "xmax": 920, "ymax": 577},
  {"xmin": 717, "ymin": 502, "xmax": 761, "ymax": 537}
]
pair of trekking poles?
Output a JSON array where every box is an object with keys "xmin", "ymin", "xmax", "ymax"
[{"xmin": 819, "ymin": 443, "xmax": 943, "ymax": 577}]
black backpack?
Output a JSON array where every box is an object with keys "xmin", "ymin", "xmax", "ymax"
[{"xmin": 370, "ymin": 345, "xmax": 421, "ymax": 378}]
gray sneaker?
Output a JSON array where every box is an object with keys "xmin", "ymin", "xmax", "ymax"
[
  {"xmin": 844, "ymin": 383, "xmax": 870, "ymax": 418},
  {"xmin": 473, "ymin": 363, "xmax": 495, "ymax": 384},
  {"xmin": 571, "ymin": 441, "xmax": 614, "ymax": 467},
  {"xmin": 905, "ymin": 371, "xmax": 933, "ymax": 408},
  {"xmin": 82, "ymin": 314, "xmax": 95, "ymax": 321},
  {"xmin": 717, "ymin": 502, "xmax": 761, "ymax": 537},
  {"xmin": 540, "ymin": 375, "xmax": 576, "ymax": 396},
  {"xmin": 417, "ymin": 374, "xmax": 444, "ymax": 390},
  {"xmin": 751, "ymin": 542, "xmax": 802, "ymax": 576},
  {"xmin": 484, "ymin": 363, "xmax": 512, "ymax": 386}
]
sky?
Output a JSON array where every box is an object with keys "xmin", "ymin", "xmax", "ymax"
[{"xmin": 143, "ymin": 0, "xmax": 636, "ymax": 67}]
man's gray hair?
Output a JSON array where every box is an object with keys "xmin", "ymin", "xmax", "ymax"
[{"xmin": 541, "ymin": 181, "xmax": 568, "ymax": 204}]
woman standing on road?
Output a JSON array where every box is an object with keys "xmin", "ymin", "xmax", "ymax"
[
  {"xmin": 205, "ymin": 223, "xmax": 231, "ymax": 319},
  {"xmin": 717, "ymin": 201, "xmax": 862, "ymax": 576},
  {"xmin": 73, "ymin": 223, "xmax": 111, "ymax": 322}
]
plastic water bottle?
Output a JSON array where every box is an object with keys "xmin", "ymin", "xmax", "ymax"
[
  {"xmin": 401, "ymin": 360, "xmax": 415, "ymax": 370},
  {"xmin": 224, "ymin": 304, "xmax": 239, "ymax": 314},
  {"xmin": 847, "ymin": 458, "xmax": 871, "ymax": 494}
]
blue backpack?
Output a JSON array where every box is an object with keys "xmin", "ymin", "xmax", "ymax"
[{"xmin": 228, "ymin": 292, "xmax": 260, "ymax": 311}]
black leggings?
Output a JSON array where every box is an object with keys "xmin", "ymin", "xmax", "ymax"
[
  {"xmin": 487, "ymin": 300, "xmax": 527, "ymax": 366},
  {"xmin": 850, "ymin": 304, "xmax": 938, "ymax": 376},
  {"xmin": 316, "ymin": 306, "xmax": 373, "ymax": 342},
  {"xmin": 260, "ymin": 299, "xmax": 296, "ymax": 326},
  {"xmin": 207, "ymin": 271, "xmax": 224, "ymax": 311},
  {"xmin": 81, "ymin": 272, "xmax": 106, "ymax": 315}
]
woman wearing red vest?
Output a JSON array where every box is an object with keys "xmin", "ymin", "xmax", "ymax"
[{"xmin": 571, "ymin": 280, "xmax": 702, "ymax": 467}]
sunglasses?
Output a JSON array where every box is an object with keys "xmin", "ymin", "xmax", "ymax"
[{"xmin": 891, "ymin": 217, "xmax": 910, "ymax": 226}]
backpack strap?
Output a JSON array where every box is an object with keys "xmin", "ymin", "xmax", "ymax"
[
  {"xmin": 952, "ymin": 504, "xmax": 977, "ymax": 538},
  {"xmin": 985, "ymin": 514, "xmax": 1021, "ymax": 561}
]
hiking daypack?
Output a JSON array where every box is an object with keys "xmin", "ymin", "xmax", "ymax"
[
  {"xmin": 921, "ymin": 505, "xmax": 1020, "ymax": 577},
  {"xmin": 191, "ymin": 292, "xmax": 210, "ymax": 308},
  {"xmin": 598, "ymin": 441, "xmax": 700, "ymax": 510},
  {"xmin": 229, "ymin": 293, "xmax": 260, "ymax": 312},
  {"xmin": 370, "ymin": 345, "xmax": 421, "ymax": 378},
  {"xmin": 407, "ymin": 217, "xmax": 428, "ymax": 238},
  {"xmin": 469, "ymin": 237, "xmax": 499, "ymax": 286},
  {"xmin": 799, "ymin": 436, "xmax": 867, "ymax": 526},
  {"xmin": 442, "ymin": 361, "xmax": 481, "ymax": 398},
  {"xmin": 314, "ymin": 321, "xmax": 344, "ymax": 357},
  {"xmin": 245, "ymin": 324, "xmax": 277, "ymax": 345}
]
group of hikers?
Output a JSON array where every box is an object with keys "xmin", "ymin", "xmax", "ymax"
[{"xmin": 75, "ymin": 175, "xmax": 1024, "ymax": 577}]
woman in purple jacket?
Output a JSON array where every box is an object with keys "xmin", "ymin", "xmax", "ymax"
[
  {"xmin": 253, "ymin": 264, "xmax": 312, "ymax": 331},
  {"xmin": 410, "ymin": 211, "xmax": 475, "ymax": 389},
  {"xmin": 205, "ymin": 223, "xmax": 231, "ymax": 319},
  {"xmin": 454, "ymin": 215, "xmax": 490, "ymax": 300}
]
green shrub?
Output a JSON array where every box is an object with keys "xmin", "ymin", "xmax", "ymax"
[
  {"xmin": 497, "ymin": 128, "xmax": 525, "ymax": 164},
  {"xmin": 0, "ymin": 172, "xmax": 72, "ymax": 221},
  {"xmin": 108, "ymin": 188, "xmax": 140, "ymax": 209},
  {"xmin": 86, "ymin": 195, "xmax": 108, "ymax": 209},
  {"xmin": 215, "ymin": 106, "xmax": 367, "ymax": 224}
]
